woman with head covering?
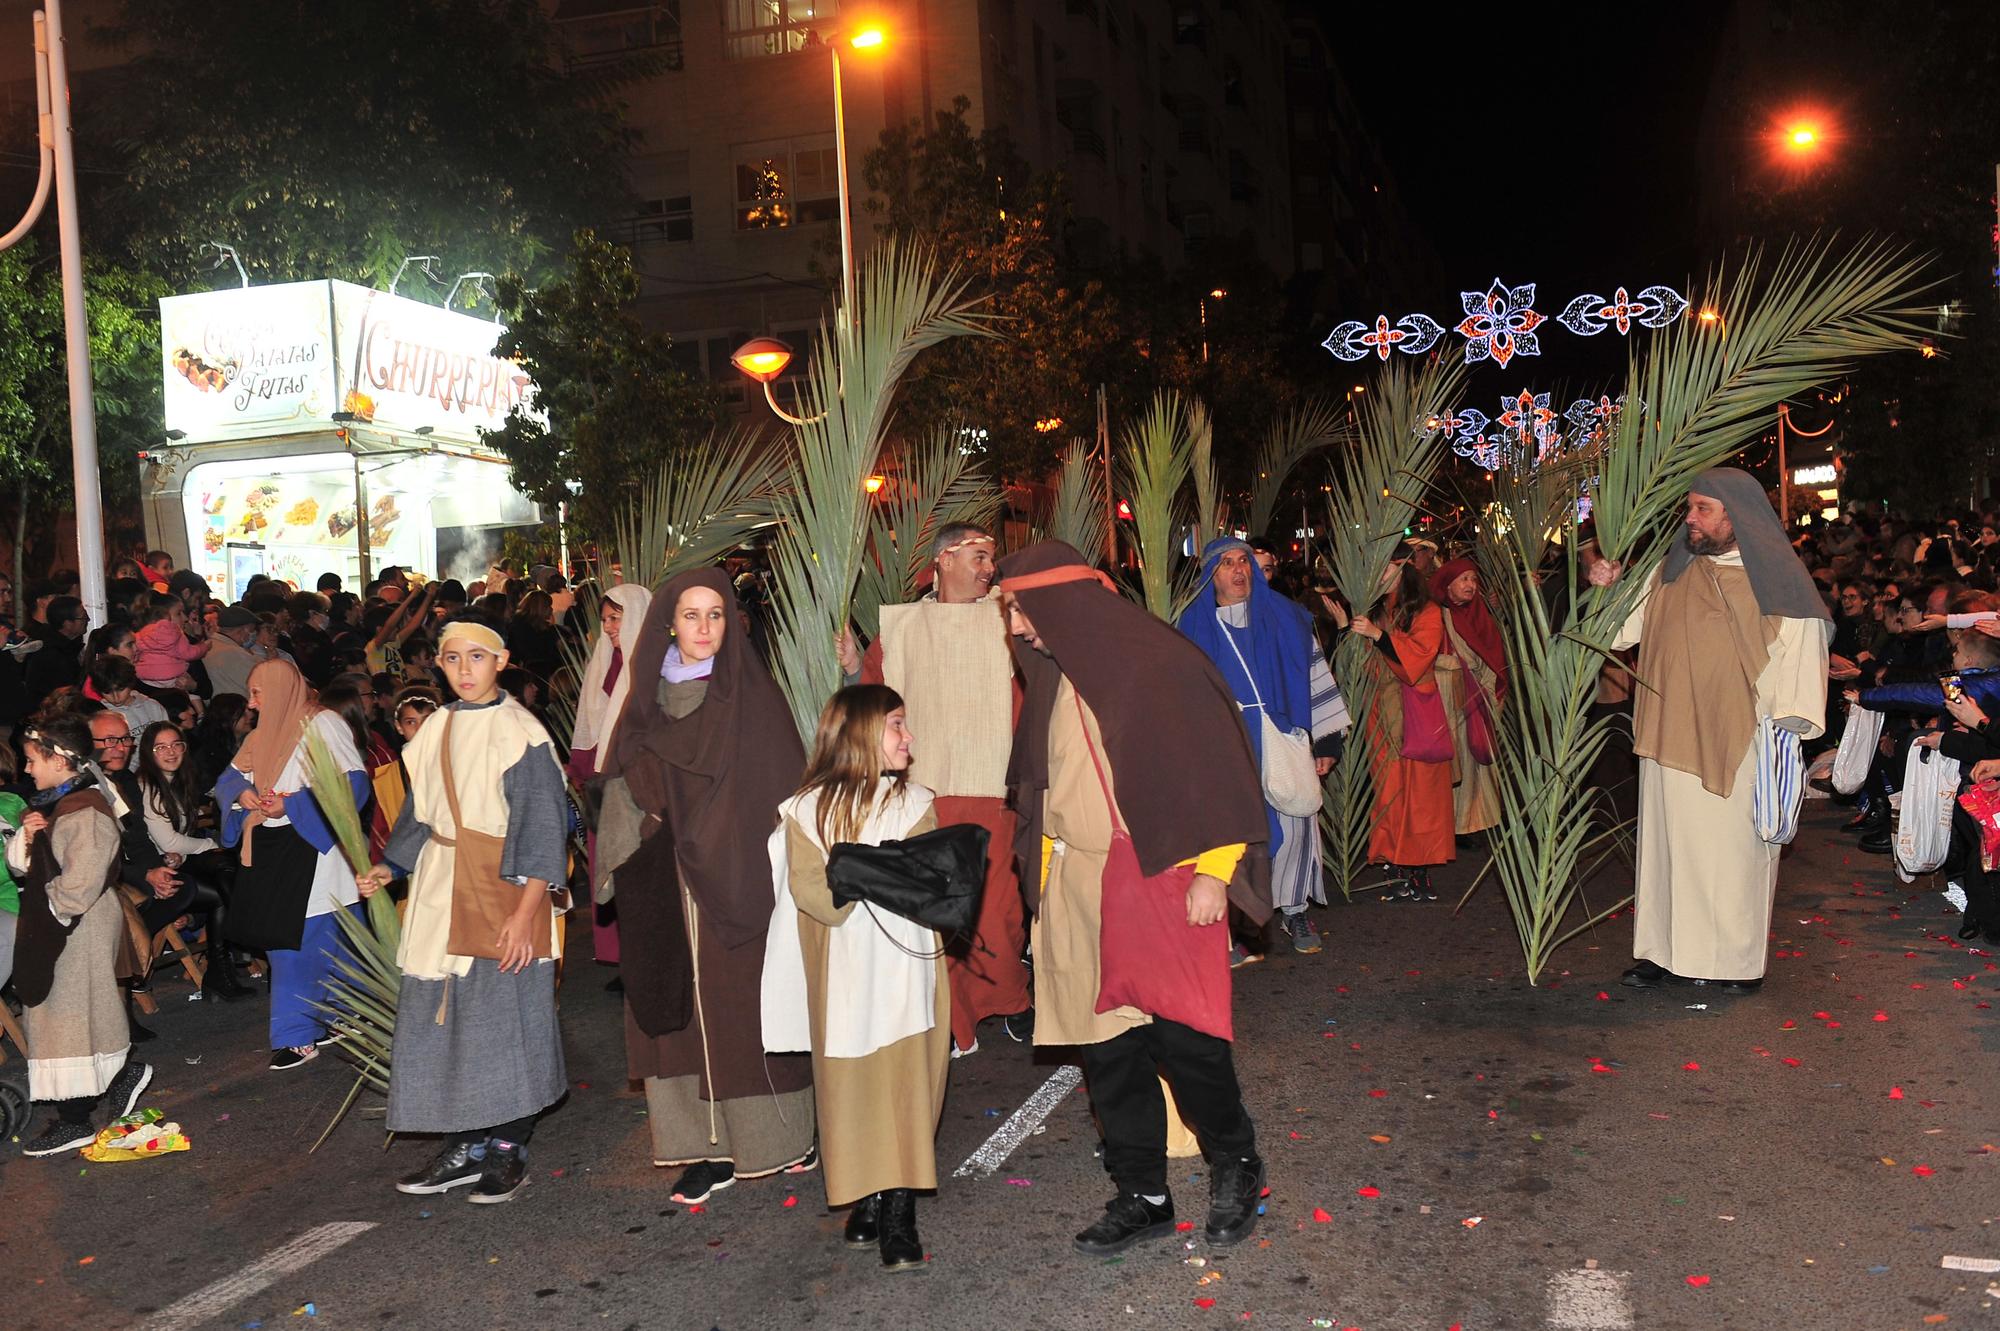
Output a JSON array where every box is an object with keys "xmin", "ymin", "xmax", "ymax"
[
  {"xmin": 1350, "ymin": 559, "xmax": 1456, "ymax": 900},
  {"xmin": 1176, "ymin": 537, "xmax": 1348, "ymax": 956},
  {"xmin": 565, "ymin": 583, "xmax": 654, "ymax": 973},
  {"xmin": 596, "ymin": 567, "xmax": 815, "ymax": 1206},
  {"xmin": 356, "ymin": 620, "xmax": 571, "ymax": 1206},
  {"xmin": 1429, "ymin": 557, "xmax": 1509, "ymax": 839},
  {"xmin": 215, "ymin": 659, "xmax": 370, "ymax": 1069}
]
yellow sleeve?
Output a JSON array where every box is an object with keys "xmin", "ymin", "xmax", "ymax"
[{"xmin": 1181, "ymin": 843, "xmax": 1247, "ymax": 881}]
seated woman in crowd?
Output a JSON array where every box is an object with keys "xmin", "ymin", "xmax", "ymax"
[{"xmin": 136, "ymin": 720, "xmax": 251, "ymax": 1001}]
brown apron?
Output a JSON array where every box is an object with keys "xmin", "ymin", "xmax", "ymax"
[{"xmin": 440, "ymin": 710, "xmax": 557, "ymax": 961}]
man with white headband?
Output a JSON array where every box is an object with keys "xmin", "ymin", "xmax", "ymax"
[
  {"xmin": 838, "ymin": 521, "xmax": 1033, "ymax": 1055},
  {"xmin": 359, "ymin": 620, "xmax": 571, "ymax": 1204}
]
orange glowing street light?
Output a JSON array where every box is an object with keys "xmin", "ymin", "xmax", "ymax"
[
  {"xmin": 848, "ymin": 25, "xmax": 886, "ymax": 49},
  {"xmin": 828, "ymin": 19, "xmax": 890, "ymax": 320},
  {"xmin": 1786, "ymin": 124, "xmax": 1820, "ymax": 151},
  {"xmin": 729, "ymin": 336, "xmax": 793, "ymax": 384}
]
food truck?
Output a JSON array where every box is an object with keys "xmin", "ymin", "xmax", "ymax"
[{"xmin": 141, "ymin": 279, "xmax": 543, "ymax": 597}]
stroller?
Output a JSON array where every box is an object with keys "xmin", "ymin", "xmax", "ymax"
[{"xmin": 0, "ymin": 1017, "xmax": 25, "ymax": 1140}]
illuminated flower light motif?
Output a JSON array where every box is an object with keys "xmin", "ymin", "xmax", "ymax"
[
  {"xmin": 1556, "ymin": 285, "xmax": 1689, "ymax": 337},
  {"xmin": 1564, "ymin": 393, "xmax": 1641, "ymax": 447},
  {"xmin": 1497, "ymin": 389, "xmax": 1563, "ymax": 463},
  {"xmin": 1455, "ymin": 279, "xmax": 1545, "ymax": 368},
  {"xmin": 1321, "ymin": 312, "xmax": 1446, "ymax": 362},
  {"xmin": 1447, "ymin": 408, "xmax": 1504, "ymax": 470}
]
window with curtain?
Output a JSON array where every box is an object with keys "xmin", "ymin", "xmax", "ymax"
[{"xmin": 723, "ymin": 0, "xmax": 839, "ymax": 59}]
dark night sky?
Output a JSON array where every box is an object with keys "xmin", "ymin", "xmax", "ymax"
[{"xmin": 1329, "ymin": 2, "xmax": 1734, "ymax": 395}]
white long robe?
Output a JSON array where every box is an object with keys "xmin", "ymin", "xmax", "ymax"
[{"xmin": 1613, "ymin": 553, "xmax": 1831, "ymax": 980}]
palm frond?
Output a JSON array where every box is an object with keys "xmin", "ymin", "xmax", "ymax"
[
  {"xmin": 1475, "ymin": 237, "xmax": 1931, "ymax": 983},
  {"xmin": 1189, "ymin": 398, "xmax": 1221, "ymax": 546},
  {"xmin": 1319, "ymin": 357, "xmax": 1464, "ymax": 897},
  {"xmin": 606, "ymin": 421, "xmax": 786, "ymax": 588},
  {"xmin": 1248, "ymin": 397, "xmax": 1345, "ymax": 540},
  {"xmin": 766, "ymin": 239, "xmax": 994, "ymax": 738},
  {"xmin": 1120, "ymin": 391, "xmax": 1196, "ymax": 620},
  {"xmin": 310, "ymin": 889, "xmax": 403, "ymax": 1151},
  {"xmin": 852, "ymin": 427, "xmax": 1004, "ymax": 640},
  {"xmin": 1045, "ymin": 437, "xmax": 1110, "ymax": 562}
]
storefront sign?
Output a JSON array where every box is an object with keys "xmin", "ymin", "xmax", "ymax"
[
  {"xmin": 161, "ymin": 280, "xmax": 535, "ymax": 446},
  {"xmin": 1792, "ymin": 463, "xmax": 1838, "ymax": 486}
]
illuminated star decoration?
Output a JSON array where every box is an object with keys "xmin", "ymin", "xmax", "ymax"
[
  {"xmin": 1556, "ymin": 285, "xmax": 1689, "ymax": 337},
  {"xmin": 1321, "ymin": 312, "xmax": 1446, "ymax": 362},
  {"xmin": 1496, "ymin": 389, "xmax": 1563, "ymax": 463},
  {"xmin": 1455, "ymin": 279, "xmax": 1545, "ymax": 368}
]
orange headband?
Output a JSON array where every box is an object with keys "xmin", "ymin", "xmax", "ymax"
[{"xmin": 996, "ymin": 565, "xmax": 1118, "ymax": 595}]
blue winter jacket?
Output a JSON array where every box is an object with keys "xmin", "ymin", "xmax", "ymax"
[{"xmin": 1858, "ymin": 665, "xmax": 2000, "ymax": 716}]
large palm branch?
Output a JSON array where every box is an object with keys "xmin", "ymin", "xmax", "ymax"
[
  {"xmin": 1248, "ymin": 398, "xmax": 1346, "ymax": 540},
  {"xmin": 1189, "ymin": 398, "xmax": 1222, "ymax": 546},
  {"xmin": 766, "ymin": 240, "xmax": 992, "ymax": 738},
  {"xmin": 1319, "ymin": 357, "xmax": 1464, "ymax": 898},
  {"xmin": 1478, "ymin": 238, "xmax": 1933, "ymax": 983},
  {"xmin": 1044, "ymin": 437, "xmax": 1110, "ymax": 561},
  {"xmin": 852, "ymin": 426, "xmax": 1003, "ymax": 640},
  {"xmin": 1120, "ymin": 391, "xmax": 1197, "ymax": 620}
]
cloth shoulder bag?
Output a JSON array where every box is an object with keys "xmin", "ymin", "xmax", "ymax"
[
  {"xmin": 1751, "ymin": 716, "xmax": 1805, "ymax": 846},
  {"xmin": 1217, "ymin": 625, "xmax": 1323, "ymax": 816},
  {"xmin": 1075, "ymin": 692, "xmax": 1233, "ymax": 1042},
  {"xmin": 440, "ymin": 710, "xmax": 556, "ymax": 962},
  {"xmin": 1830, "ymin": 705, "xmax": 1883, "ymax": 795},
  {"xmin": 1894, "ymin": 743, "xmax": 1961, "ymax": 880},
  {"xmin": 1398, "ymin": 682, "xmax": 1454, "ymax": 764}
]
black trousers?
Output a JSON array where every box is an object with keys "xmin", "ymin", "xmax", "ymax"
[
  {"xmin": 1079, "ymin": 1017, "xmax": 1257, "ymax": 1197},
  {"xmin": 450, "ymin": 1114, "xmax": 538, "ymax": 1149}
]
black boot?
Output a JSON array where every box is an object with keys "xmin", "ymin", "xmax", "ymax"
[
  {"xmin": 1620, "ymin": 958, "xmax": 1679, "ymax": 988},
  {"xmin": 878, "ymin": 1188, "xmax": 924, "ymax": 1272},
  {"xmin": 202, "ymin": 921, "xmax": 254, "ymax": 1002},
  {"xmin": 1858, "ymin": 827, "xmax": 1893, "ymax": 855},
  {"xmin": 843, "ymin": 1193, "xmax": 881, "ymax": 1248}
]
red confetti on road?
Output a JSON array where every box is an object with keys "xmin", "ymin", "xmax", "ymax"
[
  {"xmin": 1355, "ymin": 1186, "xmax": 1381, "ymax": 1199},
  {"xmin": 1686, "ymin": 1274, "xmax": 1711, "ymax": 1288},
  {"xmin": 1911, "ymin": 1165, "xmax": 1935, "ymax": 1177},
  {"xmin": 1311, "ymin": 1208, "xmax": 1333, "ymax": 1223},
  {"xmin": 1889, "ymin": 1086, "xmax": 1904, "ymax": 1100},
  {"xmin": 1682, "ymin": 1062, "xmax": 1701, "ymax": 1071}
]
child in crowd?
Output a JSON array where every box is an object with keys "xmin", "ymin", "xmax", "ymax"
[
  {"xmin": 770, "ymin": 685, "xmax": 948, "ymax": 1272},
  {"xmin": 133, "ymin": 592, "xmax": 210, "ymax": 689}
]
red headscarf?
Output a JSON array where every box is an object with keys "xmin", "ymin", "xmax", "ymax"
[{"xmin": 1429, "ymin": 558, "xmax": 1509, "ymax": 701}]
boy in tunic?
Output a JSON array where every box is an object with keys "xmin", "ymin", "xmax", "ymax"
[{"xmin": 359, "ymin": 622, "xmax": 570, "ymax": 1204}]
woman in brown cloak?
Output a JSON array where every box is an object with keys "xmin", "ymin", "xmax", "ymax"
[{"xmin": 597, "ymin": 567, "xmax": 814, "ymax": 1204}]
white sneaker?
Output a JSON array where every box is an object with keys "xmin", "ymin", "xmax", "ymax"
[
  {"xmin": 950, "ymin": 1038, "xmax": 980, "ymax": 1060},
  {"xmin": 269, "ymin": 1045, "xmax": 318, "ymax": 1071}
]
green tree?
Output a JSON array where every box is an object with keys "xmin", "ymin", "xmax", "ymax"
[
  {"xmin": 85, "ymin": 0, "xmax": 646, "ymax": 293},
  {"xmin": 0, "ymin": 242, "xmax": 165, "ymax": 586},
  {"xmin": 484, "ymin": 230, "xmax": 724, "ymax": 536},
  {"xmin": 860, "ymin": 99, "xmax": 1134, "ymax": 480}
]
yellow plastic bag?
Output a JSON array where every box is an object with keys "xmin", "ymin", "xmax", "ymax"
[{"xmin": 82, "ymin": 1107, "xmax": 191, "ymax": 1162}]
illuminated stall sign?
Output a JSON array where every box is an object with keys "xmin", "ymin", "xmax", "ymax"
[{"xmin": 161, "ymin": 280, "xmax": 535, "ymax": 446}]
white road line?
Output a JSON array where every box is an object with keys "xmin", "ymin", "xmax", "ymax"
[
  {"xmin": 136, "ymin": 1221, "xmax": 378, "ymax": 1331},
  {"xmin": 953, "ymin": 1065, "xmax": 1083, "ymax": 1179},
  {"xmin": 1546, "ymin": 1268, "xmax": 1634, "ymax": 1331}
]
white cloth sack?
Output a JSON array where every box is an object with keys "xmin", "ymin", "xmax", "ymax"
[
  {"xmin": 1894, "ymin": 744, "xmax": 1961, "ymax": 880},
  {"xmin": 1752, "ymin": 716, "xmax": 1805, "ymax": 846},
  {"xmin": 1831, "ymin": 705, "xmax": 1884, "ymax": 795},
  {"xmin": 1217, "ymin": 624, "xmax": 1322, "ymax": 817}
]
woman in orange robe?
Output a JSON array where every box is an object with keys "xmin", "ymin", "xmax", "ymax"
[{"xmin": 1352, "ymin": 561, "xmax": 1456, "ymax": 899}]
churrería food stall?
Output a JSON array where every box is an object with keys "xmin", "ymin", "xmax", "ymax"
[{"xmin": 142, "ymin": 279, "xmax": 544, "ymax": 596}]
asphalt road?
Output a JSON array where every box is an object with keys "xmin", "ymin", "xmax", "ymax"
[{"xmin": 3, "ymin": 801, "xmax": 1997, "ymax": 1331}]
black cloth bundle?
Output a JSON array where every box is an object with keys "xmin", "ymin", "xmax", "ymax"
[{"xmin": 827, "ymin": 823, "xmax": 990, "ymax": 936}]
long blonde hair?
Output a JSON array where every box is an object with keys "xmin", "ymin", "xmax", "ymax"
[{"xmin": 798, "ymin": 684, "xmax": 907, "ymax": 847}]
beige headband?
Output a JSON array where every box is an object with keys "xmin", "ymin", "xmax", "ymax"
[
  {"xmin": 940, "ymin": 533, "xmax": 996, "ymax": 556},
  {"xmin": 438, "ymin": 621, "xmax": 506, "ymax": 653}
]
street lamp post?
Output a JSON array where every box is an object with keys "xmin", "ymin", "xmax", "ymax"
[
  {"xmin": 1200, "ymin": 287, "xmax": 1226, "ymax": 363},
  {"xmin": 829, "ymin": 24, "xmax": 886, "ymax": 323}
]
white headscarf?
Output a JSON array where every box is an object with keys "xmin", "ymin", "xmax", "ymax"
[{"xmin": 570, "ymin": 582, "xmax": 653, "ymax": 768}]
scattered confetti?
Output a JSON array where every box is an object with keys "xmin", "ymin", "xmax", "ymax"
[
  {"xmin": 1177, "ymin": 1221, "xmax": 1197, "ymax": 1232},
  {"xmin": 1595, "ymin": 991, "xmax": 1609, "ymax": 1001},
  {"xmin": 782, "ymin": 1195, "xmax": 798, "ymax": 1208},
  {"xmin": 1912, "ymin": 1165, "xmax": 1936, "ymax": 1177},
  {"xmin": 1355, "ymin": 1186, "xmax": 1381, "ymax": 1199},
  {"xmin": 1368, "ymin": 1134, "xmax": 1392, "ymax": 1144},
  {"xmin": 1685, "ymin": 1275, "xmax": 1710, "ymax": 1288},
  {"xmin": 1462, "ymin": 1216, "xmax": 1483, "ymax": 1228},
  {"xmin": 1889, "ymin": 1086, "xmax": 1904, "ymax": 1100},
  {"xmin": 1005, "ymin": 1178, "xmax": 1032, "ymax": 1187},
  {"xmin": 77, "ymin": 1256, "xmax": 94, "ymax": 1266},
  {"xmin": 1367, "ymin": 1089, "xmax": 1387, "ymax": 1099},
  {"xmin": 1311, "ymin": 1208, "xmax": 1333, "ymax": 1223},
  {"xmin": 1682, "ymin": 1062, "xmax": 1701, "ymax": 1071},
  {"xmin": 1194, "ymin": 1297, "xmax": 1217, "ymax": 1309},
  {"xmin": 1873, "ymin": 1011, "xmax": 1890, "ymax": 1022}
]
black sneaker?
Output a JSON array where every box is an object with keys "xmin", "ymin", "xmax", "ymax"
[
  {"xmin": 20, "ymin": 1118, "xmax": 96, "ymax": 1157},
  {"xmin": 467, "ymin": 1141, "xmax": 529, "ymax": 1204},
  {"xmin": 105, "ymin": 1059, "xmax": 153, "ymax": 1120},
  {"xmin": 396, "ymin": 1139, "xmax": 487, "ymax": 1195},
  {"xmin": 1073, "ymin": 1192, "xmax": 1176, "ymax": 1257},
  {"xmin": 1204, "ymin": 1155, "xmax": 1266, "ymax": 1246},
  {"xmin": 1003, "ymin": 1008, "xmax": 1035, "ymax": 1043},
  {"xmin": 670, "ymin": 1160, "xmax": 736, "ymax": 1204}
]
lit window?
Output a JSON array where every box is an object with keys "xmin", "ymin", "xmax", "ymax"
[
  {"xmin": 734, "ymin": 138, "xmax": 837, "ymax": 229},
  {"xmin": 724, "ymin": 0, "xmax": 838, "ymax": 60}
]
